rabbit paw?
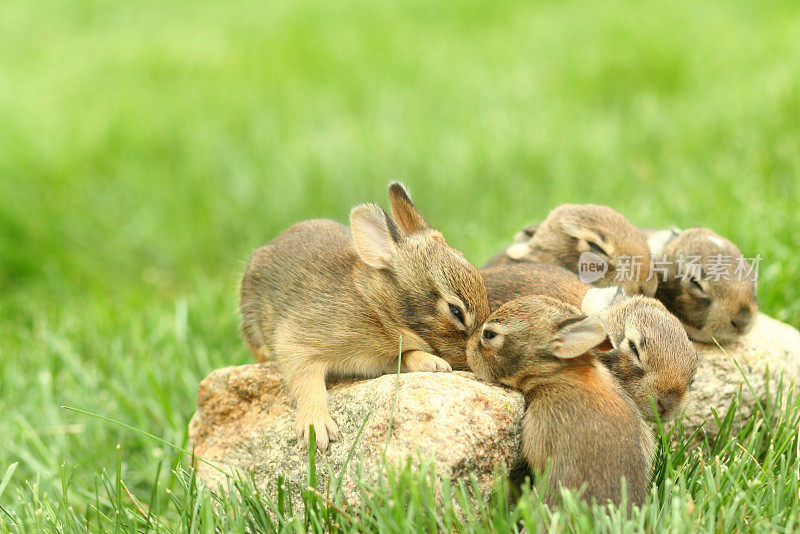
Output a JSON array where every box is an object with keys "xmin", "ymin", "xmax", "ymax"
[
  {"xmin": 403, "ymin": 350, "xmax": 453, "ymax": 373},
  {"xmin": 297, "ymin": 411, "xmax": 340, "ymax": 451}
]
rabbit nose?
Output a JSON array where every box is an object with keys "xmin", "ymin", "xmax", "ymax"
[
  {"xmin": 731, "ymin": 307, "xmax": 754, "ymax": 333},
  {"xmin": 657, "ymin": 394, "xmax": 679, "ymax": 419},
  {"xmin": 731, "ymin": 317, "xmax": 749, "ymax": 333},
  {"xmin": 656, "ymin": 388, "xmax": 686, "ymax": 419}
]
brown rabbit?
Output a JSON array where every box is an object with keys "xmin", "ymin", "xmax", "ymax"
[
  {"xmin": 466, "ymin": 295, "xmax": 655, "ymax": 506},
  {"xmin": 240, "ymin": 183, "xmax": 490, "ymax": 450},
  {"xmin": 647, "ymin": 227, "xmax": 758, "ymax": 344},
  {"xmin": 481, "ymin": 264, "xmax": 698, "ymax": 421},
  {"xmin": 484, "ymin": 204, "xmax": 657, "ymax": 297}
]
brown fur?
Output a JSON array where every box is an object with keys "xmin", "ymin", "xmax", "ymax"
[
  {"xmin": 239, "ymin": 183, "xmax": 489, "ymax": 450},
  {"xmin": 649, "ymin": 227, "xmax": 758, "ymax": 344},
  {"xmin": 484, "ymin": 204, "xmax": 656, "ymax": 297},
  {"xmin": 482, "ymin": 263, "xmax": 587, "ymax": 311},
  {"xmin": 466, "ymin": 296, "xmax": 655, "ymax": 507},
  {"xmin": 480, "ymin": 264, "xmax": 698, "ymax": 421}
]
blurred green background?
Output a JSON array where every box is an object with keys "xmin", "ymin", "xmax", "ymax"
[{"xmin": 1, "ymin": 0, "xmax": 799, "ymax": 518}]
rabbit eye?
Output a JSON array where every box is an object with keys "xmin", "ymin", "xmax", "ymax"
[
  {"xmin": 689, "ymin": 276, "xmax": 703, "ymax": 291},
  {"xmin": 483, "ymin": 329, "xmax": 497, "ymax": 340},
  {"xmin": 588, "ymin": 242, "xmax": 606, "ymax": 255},
  {"xmin": 687, "ymin": 272, "xmax": 705, "ymax": 293},
  {"xmin": 628, "ymin": 340, "xmax": 640, "ymax": 360},
  {"xmin": 449, "ymin": 304, "xmax": 465, "ymax": 325}
]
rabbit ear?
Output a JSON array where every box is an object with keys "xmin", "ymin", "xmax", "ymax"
[
  {"xmin": 351, "ymin": 204, "xmax": 400, "ymax": 269},
  {"xmin": 388, "ymin": 182, "xmax": 429, "ymax": 234},
  {"xmin": 560, "ymin": 220, "xmax": 614, "ymax": 257},
  {"xmin": 512, "ymin": 223, "xmax": 539, "ymax": 244},
  {"xmin": 552, "ymin": 315, "xmax": 609, "ymax": 359},
  {"xmin": 581, "ymin": 286, "xmax": 623, "ymax": 315}
]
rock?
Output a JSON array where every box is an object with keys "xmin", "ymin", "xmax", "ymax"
[
  {"xmin": 188, "ymin": 313, "xmax": 800, "ymax": 504},
  {"xmin": 681, "ymin": 312, "xmax": 800, "ymax": 439},
  {"xmin": 188, "ymin": 364, "xmax": 525, "ymax": 508}
]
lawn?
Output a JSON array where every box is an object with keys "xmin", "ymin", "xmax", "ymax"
[{"xmin": 1, "ymin": 0, "xmax": 799, "ymax": 531}]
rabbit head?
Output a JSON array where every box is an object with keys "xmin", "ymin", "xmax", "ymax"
[
  {"xmin": 350, "ymin": 182, "xmax": 490, "ymax": 369},
  {"xmin": 583, "ymin": 288, "xmax": 699, "ymax": 421},
  {"xmin": 649, "ymin": 227, "xmax": 758, "ymax": 344},
  {"xmin": 505, "ymin": 204, "xmax": 656, "ymax": 297},
  {"xmin": 466, "ymin": 295, "xmax": 608, "ymax": 387}
]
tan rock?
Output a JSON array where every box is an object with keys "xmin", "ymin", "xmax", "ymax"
[
  {"xmin": 188, "ymin": 313, "xmax": 800, "ymax": 503},
  {"xmin": 681, "ymin": 313, "xmax": 800, "ymax": 439},
  {"xmin": 188, "ymin": 364, "xmax": 525, "ymax": 508}
]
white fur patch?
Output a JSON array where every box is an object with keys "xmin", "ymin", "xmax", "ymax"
[
  {"xmin": 506, "ymin": 242, "xmax": 530, "ymax": 259},
  {"xmin": 581, "ymin": 286, "xmax": 620, "ymax": 315}
]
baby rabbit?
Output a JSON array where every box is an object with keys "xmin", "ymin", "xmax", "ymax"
[
  {"xmin": 484, "ymin": 204, "xmax": 657, "ymax": 297},
  {"xmin": 481, "ymin": 264, "xmax": 698, "ymax": 422},
  {"xmin": 240, "ymin": 183, "xmax": 490, "ymax": 450},
  {"xmin": 647, "ymin": 227, "xmax": 758, "ymax": 344},
  {"xmin": 467, "ymin": 295, "xmax": 655, "ymax": 506}
]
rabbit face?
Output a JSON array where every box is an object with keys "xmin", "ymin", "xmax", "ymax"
[
  {"xmin": 466, "ymin": 296, "xmax": 608, "ymax": 388},
  {"xmin": 388, "ymin": 232, "xmax": 490, "ymax": 369},
  {"xmin": 350, "ymin": 182, "xmax": 490, "ymax": 369},
  {"xmin": 653, "ymin": 227, "xmax": 758, "ymax": 344},
  {"xmin": 586, "ymin": 293, "xmax": 699, "ymax": 421}
]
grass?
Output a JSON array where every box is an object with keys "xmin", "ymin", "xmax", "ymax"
[
  {"xmin": 1, "ymin": 0, "xmax": 799, "ymax": 531},
  {"xmin": 5, "ymin": 380, "xmax": 800, "ymax": 532}
]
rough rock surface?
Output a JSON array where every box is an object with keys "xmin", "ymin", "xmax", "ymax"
[
  {"xmin": 189, "ymin": 364, "xmax": 525, "ymax": 507},
  {"xmin": 682, "ymin": 312, "xmax": 800, "ymax": 438},
  {"xmin": 189, "ymin": 313, "xmax": 800, "ymax": 503}
]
